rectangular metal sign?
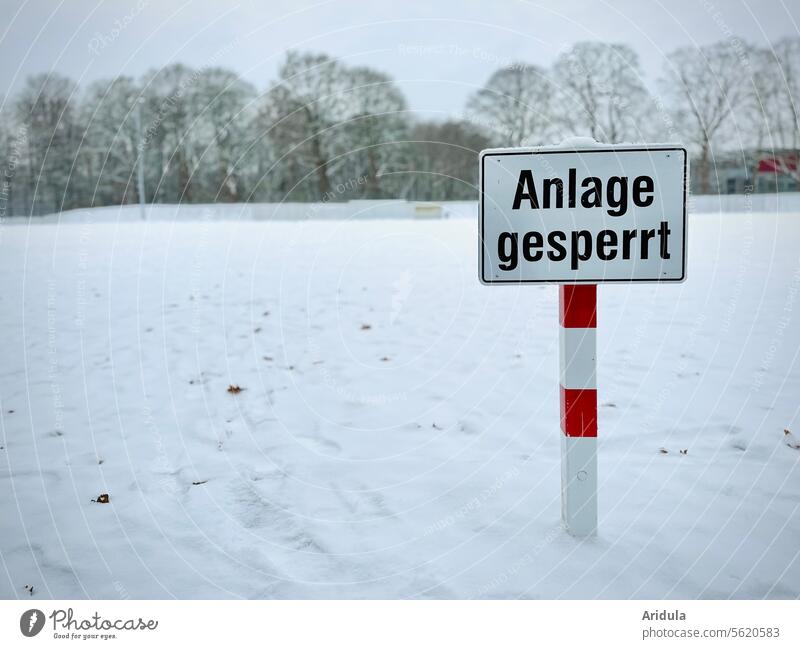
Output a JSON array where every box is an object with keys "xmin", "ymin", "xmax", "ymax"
[{"xmin": 479, "ymin": 145, "xmax": 687, "ymax": 284}]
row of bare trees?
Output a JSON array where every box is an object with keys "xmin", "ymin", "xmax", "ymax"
[
  {"xmin": 1, "ymin": 52, "xmax": 492, "ymax": 215},
  {"xmin": 468, "ymin": 39, "xmax": 800, "ymax": 193},
  {"xmin": 1, "ymin": 37, "xmax": 798, "ymax": 216}
]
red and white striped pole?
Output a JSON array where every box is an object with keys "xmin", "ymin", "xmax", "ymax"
[{"xmin": 559, "ymin": 284, "xmax": 598, "ymax": 537}]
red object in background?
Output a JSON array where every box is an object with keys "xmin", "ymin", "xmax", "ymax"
[{"xmin": 757, "ymin": 153, "xmax": 798, "ymax": 175}]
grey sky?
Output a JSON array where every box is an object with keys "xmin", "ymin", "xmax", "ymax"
[{"xmin": 1, "ymin": 0, "xmax": 798, "ymax": 116}]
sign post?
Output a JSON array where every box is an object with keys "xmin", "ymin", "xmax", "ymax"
[
  {"xmin": 479, "ymin": 143, "xmax": 687, "ymax": 536},
  {"xmin": 559, "ymin": 283, "xmax": 597, "ymax": 536}
]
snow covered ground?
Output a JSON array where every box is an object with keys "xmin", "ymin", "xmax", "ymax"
[{"xmin": 1, "ymin": 208, "xmax": 799, "ymax": 599}]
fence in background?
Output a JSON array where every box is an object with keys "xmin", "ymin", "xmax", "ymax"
[{"xmin": 7, "ymin": 193, "xmax": 800, "ymax": 224}]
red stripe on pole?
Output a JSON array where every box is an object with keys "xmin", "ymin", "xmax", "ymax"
[
  {"xmin": 559, "ymin": 284, "xmax": 597, "ymax": 329},
  {"xmin": 560, "ymin": 386, "xmax": 597, "ymax": 437}
]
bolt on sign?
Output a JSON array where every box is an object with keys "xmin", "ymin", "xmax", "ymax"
[{"xmin": 478, "ymin": 143, "xmax": 688, "ymax": 536}]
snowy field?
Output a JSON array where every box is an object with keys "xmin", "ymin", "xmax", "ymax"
[{"xmin": 1, "ymin": 208, "xmax": 800, "ymax": 599}]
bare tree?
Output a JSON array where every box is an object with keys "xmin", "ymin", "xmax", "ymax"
[
  {"xmin": 189, "ymin": 68, "xmax": 256, "ymax": 202},
  {"xmin": 662, "ymin": 41, "xmax": 751, "ymax": 193},
  {"xmin": 14, "ymin": 73, "xmax": 80, "ymax": 214},
  {"xmin": 0, "ymin": 114, "xmax": 13, "ymax": 215},
  {"xmin": 79, "ymin": 76, "xmax": 141, "ymax": 207},
  {"xmin": 260, "ymin": 52, "xmax": 414, "ymax": 201},
  {"xmin": 735, "ymin": 47, "xmax": 786, "ymax": 188},
  {"xmin": 465, "ymin": 64, "xmax": 553, "ymax": 146},
  {"xmin": 139, "ymin": 63, "xmax": 200, "ymax": 202},
  {"xmin": 260, "ymin": 51, "xmax": 352, "ymax": 199},
  {"xmin": 407, "ymin": 120, "xmax": 490, "ymax": 200},
  {"xmin": 339, "ymin": 66, "xmax": 410, "ymax": 198},
  {"xmin": 552, "ymin": 42, "xmax": 651, "ymax": 143},
  {"xmin": 773, "ymin": 37, "xmax": 800, "ymax": 188}
]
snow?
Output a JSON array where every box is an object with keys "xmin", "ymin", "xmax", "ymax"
[
  {"xmin": 556, "ymin": 136, "xmax": 605, "ymax": 148},
  {"xmin": 17, "ymin": 193, "xmax": 800, "ymax": 228},
  {"xmin": 1, "ymin": 208, "xmax": 799, "ymax": 599}
]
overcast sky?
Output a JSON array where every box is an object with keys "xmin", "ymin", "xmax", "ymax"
[{"xmin": 1, "ymin": 0, "xmax": 798, "ymax": 116}]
